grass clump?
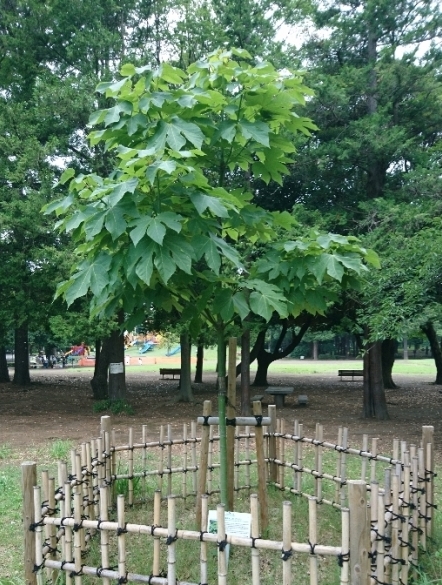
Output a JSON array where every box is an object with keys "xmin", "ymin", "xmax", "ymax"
[
  {"xmin": 0, "ymin": 444, "xmax": 13, "ymax": 460},
  {"xmin": 93, "ymin": 399, "xmax": 134, "ymax": 415},
  {"xmin": 49, "ymin": 439, "xmax": 74, "ymax": 460}
]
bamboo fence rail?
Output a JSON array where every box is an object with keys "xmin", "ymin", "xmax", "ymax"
[{"xmin": 22, "ymin": 416, "xmax": 435, "ymax": 585}]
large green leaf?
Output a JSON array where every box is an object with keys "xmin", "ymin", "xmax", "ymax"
[
  {"xmin": 213, "ymin": 288, "xmax": 234, "ymax": 321},
  {"xmin": 232, "ymin": 291, "xmax": 250, "ymax": 320},
  {"xmin": 171, "ymin": 117, "xmax": 204, "ymax": 149},
  {"xmin": 146, "ymin": 217, "xmax": 166, "ymax": 245},
  {"xmin": 239, "ymin": 120, "xmax": 270, "ymax": 147},
  {"xmin": 105, "ymin": 206, "xmax": 127, "ymax": 240},
  {"xmin": 146, "ymin": 160, "xmax": 177, "ymax": 185},
  {"xmin": 129, "ymin": 217, "xmax": 151, "ymax": 247},
  {"xmin": 166, "ymin": 123, "xmax": 186, "ymax": 151},
  {"xmin": 190, "ymin": 193, "xmax": 229, "ymax": 218},
  {"xmin": 163, "ymin": 236, "xmax": 194, "ymax": 274},
  {"xmin": 325, "ymin": 255, "xmax": 345, "ymax": 281},
  {"xmin": 65, "ymin": 254, "xmax": 112, "ymax": 306},
  {"xmin": 154, "ymin": 246, "xmax": 177, "ymax": 283},
  {"xmin": 135, "ymin": 256, "xmax": 154, "ymax": 285}
]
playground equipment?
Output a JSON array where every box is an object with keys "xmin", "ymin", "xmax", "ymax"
[
  {"xmin": 139, "ymin": 342, "xmax": 154, "ymax": 354},
  {"xmin": 166, "ymin": 345, "xmax": 180, "ymax": 356}
]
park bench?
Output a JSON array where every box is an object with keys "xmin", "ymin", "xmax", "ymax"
[
  {"xmin": 159, "ymin": 368, "xmax": 181, "ymax": 380},
  {"xmin": 338, "ymin": 369, "xmax": 364, "ymax": 381},
  {"xmin": 265, "ymin": 386, "xmax": 294, "ymax": 408},
  {"xmin": 298, "ymin": 394, "xmax": 308, "ymax": 406}
]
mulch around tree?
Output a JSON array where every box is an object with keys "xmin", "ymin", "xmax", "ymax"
[{"xmin": 1, "ymin": 368, "xmax": 441, "ymax": 460}]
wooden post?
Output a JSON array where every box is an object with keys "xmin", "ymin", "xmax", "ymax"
[
  {"xmin": 422, "ymin": 425, "xmax": 434, "ymax": 537},
  {"xmin": 117, "ymin": 494, "xmax": 126, "ymax": 583},
  {"xmin": 200, "ymin": 495, "xmax": 209, "ymax": 585},
  {"xmin": 226, "ymin": 337, "xmax": 237, "ymax": 511},
  {"xmin": 268, "ymin": 405, "xmax": 277, "ymax": 483},
  {"xmin": 99, "ymin": 486, "xmax": 111, "ymax": 585},
  {"xmin": 341, "ymin": 507, "xmax": 350, "ymax": 585},
  {"xmin": 196, "ymin": 400, "xmax": 212, "ymax": 527},
  {"xmin": 282, "ymin": 500, "xmax": 292, "ymax": 585},
  {"xmin": 217, "ymin": 503, "xmax": 227, "ymax": 585},
  {"xmin": 309, "ymin": 497, "xmax": 319, "ymax": 585},
  {"xmin": 22, "ymin": 462, "xmax": 37, "ymax": 585},
  {"xmin": 348, "ymin": 480, "xmax": 370, "ymax": 585},
  {"xmin": 250, "ymin": 494, "xmax": 260, "ymax": 585},
  {"xmin": 253, "ymin": 401, "xmax": 268, "ymax": 532}
]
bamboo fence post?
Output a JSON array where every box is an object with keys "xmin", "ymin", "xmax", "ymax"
[
  {"xmin": 72, "ymin": 491, "xmax": 83, "ymax": 585},
  {"xmin": 33, "ymin": 486, "xmax": 44, "ymax": 585},
  {"xmin": 268, "ymin": 405, "xmax": 277, "ymax": 483},
  {"xmin": 411, "ymin": 456, "xmax": 419, "ymax": 577},
  {"xmin": 191, "ymin": 421, "xmax": 198, "ymax": 496},
  {"xmin": 158, "ymin": 425, "xmax": 165, "ymax": 493},
  {"xmin": 391, "ymin": 473, "xmax": 400, "ymax": 585},
  {"xmin": 22, "ymin": 462, "xmax": 37, "ymax": 585},
  {"xmin": 96, "ymin": 438, "xmax": 103, "ymax": 489},
  {"xmin": 376, "ymin": 492, "xmax": 385, "ymax": 585},
  {"xmin": 250, "ymin": 494, "xmax": 261, "ymax": 585},
  {"xmin": 100, "ymin": 416, "xmax": 112, "ymax": 496},
  {"xmin": 196, "ymin": 400, "xmax": 212, "ymax": 527},
  {"xmin": 335, "ymin": 427, "xmax": 343, "ymax": 504},
  {"xmin": 117, "ymin": 494, "xmax": 127, "ymax": 583},
  {"xmin": 370, "ymin": 438, "xmax": 378, "ymax": 483},
  {"xmin": 293, "ymin": 420, "xmax": 299, "ymax": 492},
  {"xmin": 151, "ymin": 490, "xmax": 161, "ymax": 576},
  {"xmin": 340, "ymin": 427, "xmax": 348, "ymax": 508},
  {"xmin": 40, "ymin": 470, "xmax": 51, "ymax": 582},
  {"xmin": 282, "ymin": 500, "xmax": 292, "ymax": 585},
  {"xmin": 308, "ymin": 497, "xmax": 319, "ymax": 585},
  {"xmin": 253, "ymin": 400, "xmax": 269, "ymax": 533},
  {"xmin": 297, "ymin": 423, "xmax": 303, "ymax": 494},
  {"xmin": 128, "ymin": 427, "xmax": 134, "ymax": 506},
  {"xmin": 280, "ymin": 419, "xmax": 285, "ymax": 490},
  {"xmin": 200, "ymin": 494, "xmax": 209, "ymax": 585},
  {"xmin": 167, "ymin": 424, "xmax": 173, "ymax": 496},
  {"xmin": 360, "ymin": 434, "xmax": 368, "ymax": 483},
  {"xmin": 85, "ymin": 442, "xmax": 94, "ymax": 526},
  {"xmin": 208, "ymin": 425, "xmax": 214, "ymax": 497},
  {"xmin": 168, "ymin": 496, "xmax": 177, "ymax": 585},
  {"xmin": 111, "ymin": 429, "xmax": 117, "ymax": 503},
  {"xmin": 422, "ymin": 425, "xmax": 434, "ymax": 538},
  {"xmin": 245, "ymin": 425, "xmax": 251, "ymax": 492},
  {"xmin": 234, "ymin": 426, "xmax": 240, "ymax": 494},
  {"xmin": 418, "ymin": 447, "xmax": 426, "ymax": 550},
  {"xmin": 47, "ymin": 476, "xmax": 57, "ymax": 583},
  {"xmin": 341, "ymin": 507, "xmax": 350, "ymax": 585},
  {"xmin": 74, "ymin": 453, "xmax": 86, "ymax": 553},
  {"xmin": 217, "ymin": 503, "xmax": 227, "ymax": 585},
  {"xmin": 99, "ymin": 486, "xmax": 111, "ymax": 585},
  {"xmin": 315, "ymin": 423, "xmax": 323, "ymax": 501},
  {"xmin": 400, "ymin": 456, "xmax": 410, "ymax": 585},
  {"xmin": 58, "ymin": 461, "xmax": 67, "ymax": 490},
  {"xmin": 227, "ymin": 336, "xmax": 237, "ymax": 511},
  {"xmin": 348, "ymin": 480, "xmax": 370, "ymax": 585},
  {"xmin": 370, "ymin": 481, "xmax": 379, "ymax": 573},
  {"xmin": 142, "ymin": 425, "xmax": 147, "ymax": 498},
  {"xmin": 183, "ymin": 424, "xmax": 188, "ymax": 500},
  {"xmin": 64, "ymin": 481, "xmax": 73, "ymax": 585}
]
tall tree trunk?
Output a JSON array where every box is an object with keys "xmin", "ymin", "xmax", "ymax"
[
  {"xmin": 91, "ymin": 337, "xmax": 110, "ymax": 400},
  {"xmin": 108, "ymin": 313, "xmax": 126, "ymax": 402},
  {"xmin": 362, "ymin": 340, "xmax": 389, "ymax": 419},
  {"xmin": 381, "ymin": 338, "xmax": 398, "ymax": 389},
  {"xmin": 252, "ymin": 319, "xmax": 311, "ymax": 386},
  {"xmin": 313, "ymin": 340, "xmax": 319, "ymax": 360},
  {"xmin": 421, "ymin": 322, "xmax": 442, "ymax": 384},
  {"xmin": 403, "ymin": 337, "xmax": 409, "ymax": 361},
  {"xmin": 240, "ymin": 328, "xmax": 251, "ymax": 415},
  {"xmin": 194, "ymin": 340, "xmax": 204, "ymax": 383},
  {"xmin": 0, "ymin": 345, "xmax": 10, "ymax": 383},
  {"xmin": 13, "ymin": 324, "xmax": 30, "ymax": 386},
  {"xmin": 177, "ymin": 332, "xmax": 193, "ymax": 402}
]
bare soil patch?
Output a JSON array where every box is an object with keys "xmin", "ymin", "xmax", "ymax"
[{"xmin": 1, "ymin": 368, "xmax": 441, "ymax": 458}]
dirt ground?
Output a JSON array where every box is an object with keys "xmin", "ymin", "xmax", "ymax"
[{"xmin": 1, "ymin": 367, "xmax": 441, "ymax": 458}]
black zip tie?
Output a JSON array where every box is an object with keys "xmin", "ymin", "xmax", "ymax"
[
  {"xmin": 70, "ymin": 565, "xmax": 85, "ymax": 577},
  {"xmin": 399, "ymin": 536, "xmax": 415, "ymax": 551},
  {"xmin": 202, "ymin": 416, "xmax": 210, "ymax": 426},
  {"xmin": 166, "ymin": 531, "xmax": 178, "ymax": 545},
  {"xmin": 427, "ymin": 502, "xmax": 438, "ymax": 509},
  {"xmin": 425, "ymin": 469, "xmax": 437, "ymax": 477},
  {"xmin": 118, "ymin": 573, "xmax": 128, "ymax": 584},
  {"xmin": 372, "ymin": 528, "xmax": 391, "ymax": 544},
  {"xmin": 388, "ymin": 555, "xmax": 406, "ymax": 565},
  {"xmin": 372, "ymin": 575, "xmax": 390, "ymax": 585},
  {"xmin": 200, "ymin": 531, "xmax": 207, "ymax": 541},
  {"xmin": 390, "ymin": 511, "xmax": 406, "ymax": 523},
  {"xmin": 117, "ymin": 524, "xmax": 128, "ymax": 536},
  {"xmin": 29, "ymin": 519, "xmax": 46, "ymax": 532},
  {"xmin": 254, "ymin": 415, "xmax": 263, "ymax": 427},
  {"xmin": 308, "ymin": 540, "xmax": 316, "ymax": 555},
  {"xmin": 251, "ymin": 537, "xmax": 260, "ymax": 548},
  {"xmin": 217, "ymin": 537, "xmax": 228, "ymax": 552},
  {"xmin": 226, "ymin": 418, "xmax": 236, "ymax": 427},
  {"xmin": 73, "ymin": 520, "xmax": 84, "ymax": 532},
  {"xmin": 281, "ymin": 548, "xmax": 292, "ymax": 561},
  {"xmin": 337, "ymin": 552, "xmax": 350, "ymax": 567}
]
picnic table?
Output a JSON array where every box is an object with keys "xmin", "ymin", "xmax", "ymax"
[{"xmin": 265, "ymin": 386, "xmax": 294, "ymax": 408}]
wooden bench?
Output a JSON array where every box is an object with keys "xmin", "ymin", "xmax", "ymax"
[
  {"xmin": 338, "ymin": 369, "xmax": 364, "ymax": 381},
  {"xmin": 265, "ymin": 386, "xmax": 294, "ymax": 408},
  {"xmin": 298, "ymin": 394, "xmax": 308, "ymax": 406},
  {"xmin": 160, "ymin": 368, "xmax": 181, "ymax": 380}
]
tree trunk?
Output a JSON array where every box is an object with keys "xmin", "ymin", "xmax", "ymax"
[
  {"xmin": 403, "ymin": 337, "xmax": 409, "ymax": 361},
  {"xmin": 240, "ymin": 328, "xmax": 251, "ymax": 415},
  {"xmin": 91, "ymin": 337, "xmax": 110, "ymax": 400},
  {"xmin": 362, "ymin": 340, "xmax": 389, "ymax": 419},
  {"xmin": 194, "ymin": 340, "xmax": 204, "ymax": 383},
  {"xmin": 252, "ymin": 319, "xmax": 311, "ymax": 386},
  {"xmin": 381, "ymin": 338, "xmax": 398, "ymax": 389},
  {"xmin": 313, "ymin": 340, "xmax": 319, "ymax": 360},
  {"xmin": 177, "ymin": 331, "xmax": 193, "ymax": 402},
  {"xmin": 421, "ymin": 322, "xmax": 442, "ymax": 385},
  {"xmin": 13, "ymin": 324, "xmax": 31, "ymax": 386},
  {"xmin": 0, "ymin": 345, "xmax": 10, "ymax": 383},
  {"xmin": 108, "ymin": 315, "xmax": 126, "ymax": 402}
]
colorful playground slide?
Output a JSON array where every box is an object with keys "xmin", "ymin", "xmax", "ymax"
[
  {"xmin": 139, "ymin": 342, "xmax": 154, "ymax": 354},
  {"xmin": 166, "ymin": 346, "xmax": 181, "ymax": 356}
]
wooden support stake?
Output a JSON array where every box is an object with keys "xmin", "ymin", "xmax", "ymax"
[
  {"xmin": 117, "ymin": 494, "xmax": 126, "ymax": 582},
  {"xmin": 245, "ymin": 425, "xmax": 251, "ymax": 492},
  {"xmin": 99, "ymin": 487, "xmax": 111, "ymax": 585},
  {"xmin": 183, "ymin": 424, "xmax": 188, "ymax": 500},
  {"xmin": 217, "ymin": 503, "xmax": 227, "ymax": 585},
  {"xmin": 422, "ymin": 425, "xmax": 434, "ymax": 537},
  {"xmin": 293, "ymin": 420, "xmax": 299, "ymax": 492},
  {"xmin": 297, "ymin": 423, "xmax": 303, "ymax": 494},
  {"xmin": 73, "ymin": 492, "xmax": 83, "ymax": 585},
  {"xmin": 418, "ymin": 447, "xmax": 426, "ymax": 550},
  {"xmin": 47, "ymin": 477, "xmax": 57, "ymax": 583},
  {"xmin": 196, "ymin": 400, "xmax": 212, "ymax": 527},
  {"xmin": 207, "ymin": 425, "xmax": 214, "ymax": 497},
  {"xmin": 128, "ymin": 428, "xmax": 134, "ymax": 506},
  {"xmin": 168, "ymin": 496, "xmax": 177, "ymax": 585},
  {"xmin": 376, "ymin": 492, "xmax": 385, "ymax": 585},
  {"xmin": 360, "ymin": 434, "xmax": 368, "ymax": 483},
  {"xmin": 191, "ymin": 421, "xmax": 198, "ymax": 496},
  {"xmin": 340, "ymin": 427, "xmax": 348, "ymax": 508},
  {"xmin": 335, "ymin": 427, "xmax": 343, "ymax": 504},
  {"xmin": 142, "ymin": 425, "xmax": 147, "ymax": 498},
  {"xmin": 33, "ymin": 486, "xmax": 43, "ymax": 585},
  {"xmin": 341, "ymin": 507, "xmax": 350, "ymax": 585},
  {"xmin": 411, "ymin": 456, "xmax": 419, "ymax": 577},
  {"xmin": 348, "ymin": 480, "xmax": 370, "ymax": 585},
  {"xmin": 282, "ymin": 500, "xmax": 292, "ymax": 585},
  {"xmin": 153, "ymin": 490, "xmax": 161, "ymax": 576},
  {"xmin": 167, "ymin": 425, "xmax": 173, "ymax": 496},
  {"xmin": 253, "ymin": 401, "xmax": 268, "ymax": 533},
  {"xmin": 200, "ymin": 495, "xmax": 209, "ymax": 585},
  {"xmin": 64, "ymin": 481, "xmax": 73, "ymax": 585},
  {"xmin": 315, "ymin": 423, "xmax": 323, "ymax": 501},
  {"xmin": 22, "ymin": 462, "xmax": 37, "ymax": 585},
  {"xmin": 391, "ymin": 473, "xmax": 400, "ymax": 585},
  {"xmin": 226, "ymin": 337, "xmax": 237, "ymax": 511},
  {"xmin": 400, "ymin": 458, "xmax": 410, "ymax": 585},
  {"xmin": 280, "ymin": 419, "xmax": 285, "ymax": 491},
  {"xmin": 370, "ymin": 438, "xmax": 378, "ymax": 483}
]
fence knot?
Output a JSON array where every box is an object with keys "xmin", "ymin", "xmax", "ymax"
[
  {"xmin": 199, "ymin": 531, "xmax": 207, "ymax": 542},
  {"xmin": 254, "ymin": 415, "xmax": 263, "ymax": 427},
  {"xmin": 117, "ymin": 524, "xmax": 128, "ymax": 536},
  {"xmin": 308, "ymin": 540, "xmax": 316, "ymax": 555},
  {"xmin": 217, "ymin": 536, "xmax": 228, "ymax": 552},
  {"xmin": 251, "ymin": 536, "xmax": 261, "ymax": 548},
  {"xmin": 281, "ymin": 548, "xmax": 292, "ymax": 561},
  {"xmin": 166, "ymin": 531, "xmax": 178, "ymax": 545},
  {"xmin": 29, "ymin": 519, "xmax": 45, "ymax": 532},
  {"xmin": 118, "ymin": 572, "xmax": 129, "ymax": 584},
  {"xmin": 337, "ymin": 552, "xmax": 350, "ymax": 566},
  {"xmin": 226, "ymin": 418, "xmax": 236, "ymax": 427}
]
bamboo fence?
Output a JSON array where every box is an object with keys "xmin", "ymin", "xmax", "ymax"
[{"xmin": 22, "ymin": 414, "xmax": 435, "ymax": 585}]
